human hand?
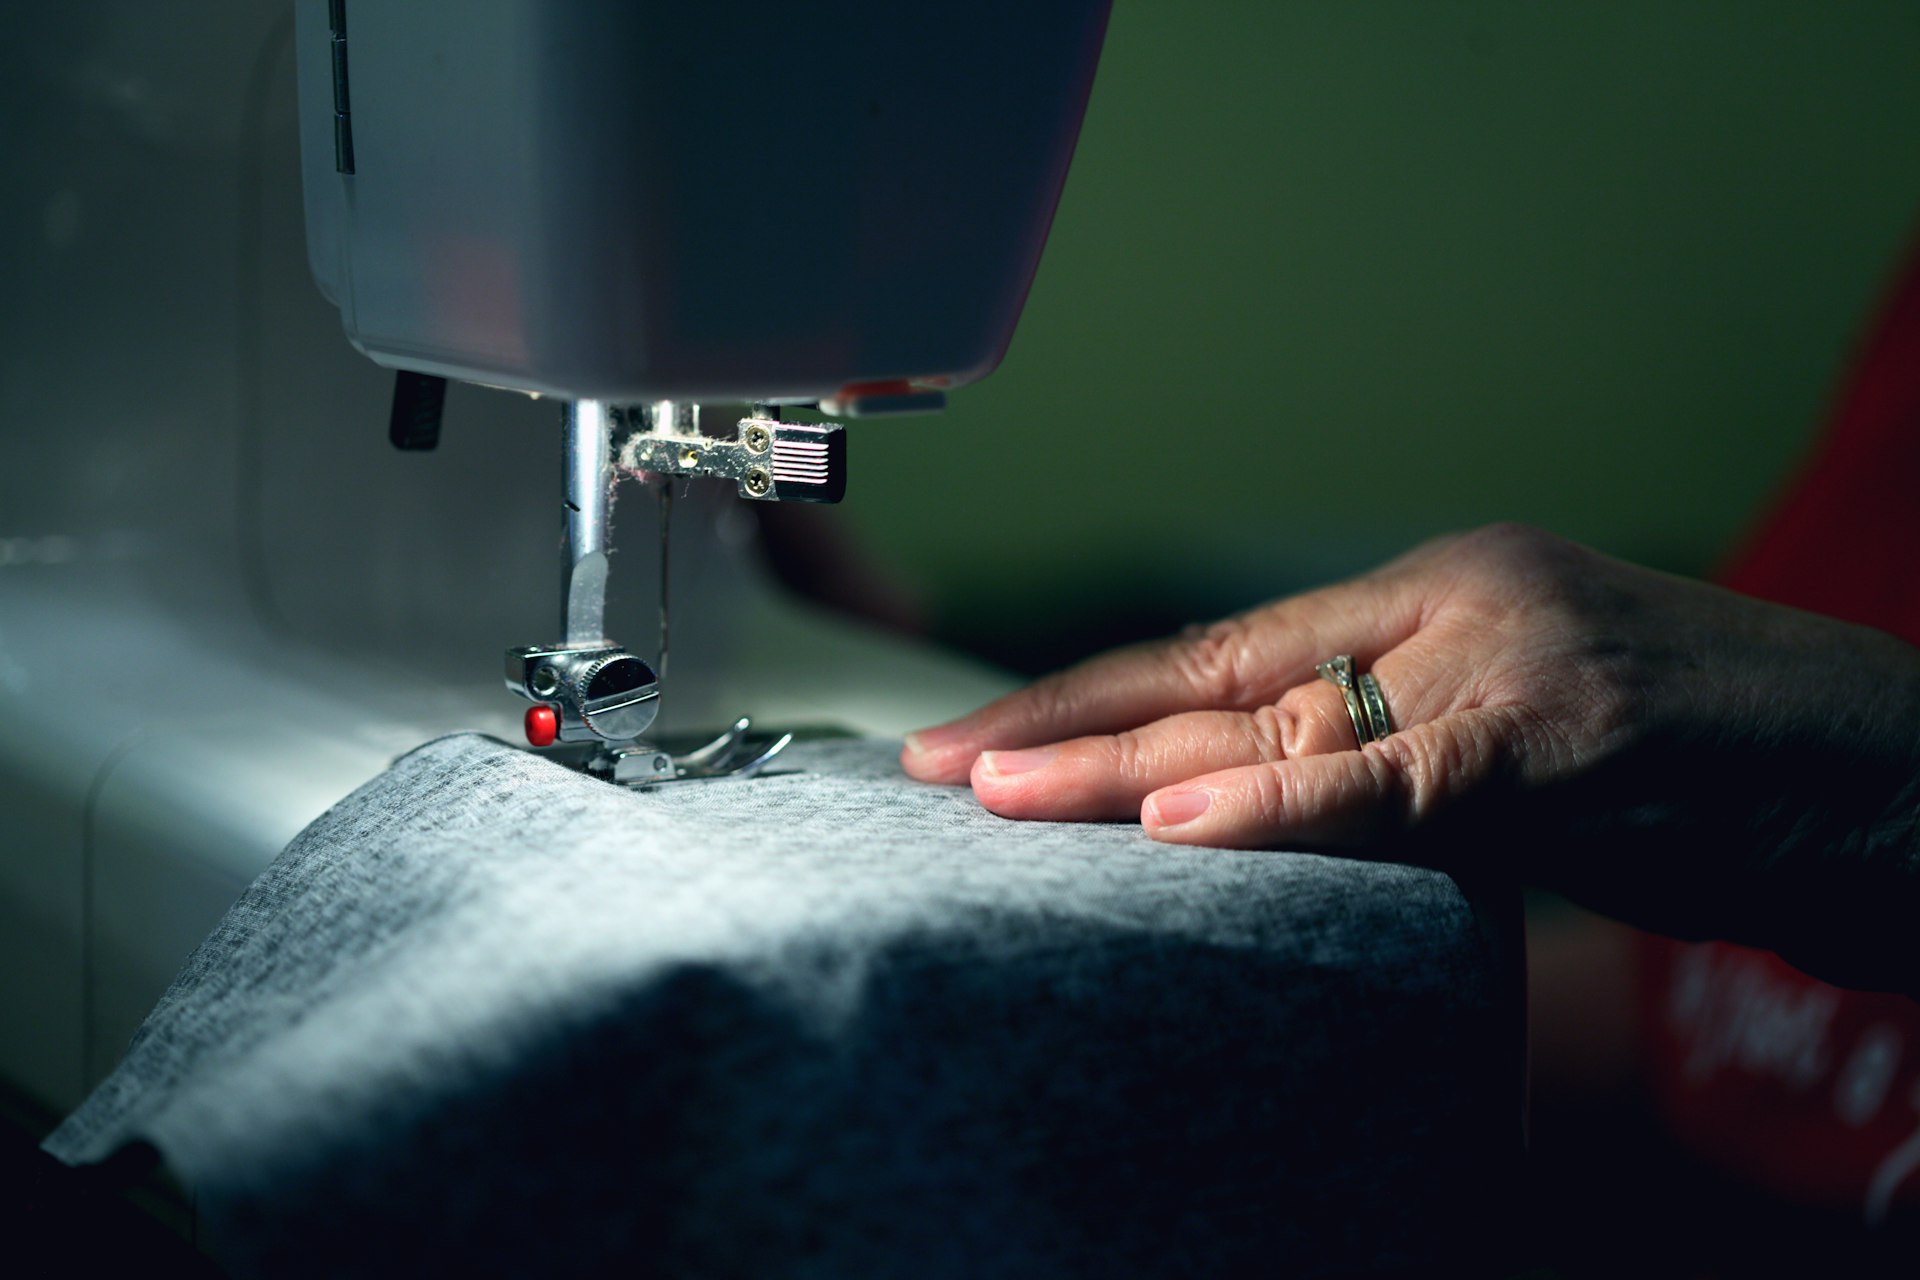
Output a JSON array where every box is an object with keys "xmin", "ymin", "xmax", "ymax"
[{"xmin": 902, "ymin": 524, "xmax": 1920, "ymax": 992}]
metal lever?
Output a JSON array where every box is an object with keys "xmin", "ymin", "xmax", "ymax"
[
  {"xmin": 388, "ymin": 371, "xmax": 446, "ymax": 450},
  {"xmin": 620, "ymin": 414, "xmax": 846, "ymax": 504}
]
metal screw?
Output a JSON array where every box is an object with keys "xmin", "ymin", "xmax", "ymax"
[
  {"xmin": 529, "ymin": 665, "xmax": 559, "ymax": 696},
  {"xmin": 654, "ymin": 754, "xmax": 671, "ymax": 772},
  {"xmin": 744, "ymin": 424, "xmax": 771, "ymax": 453},
  {"xmin": 745, "ymin": 467, "xmax": 772, "ymax": 496},
  {"xmin": 680, "ymin": 446, "xmax": 701, "ymax": 467}
]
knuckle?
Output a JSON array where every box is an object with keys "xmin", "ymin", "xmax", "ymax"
[
  {"xmin": 1250, "ymin": 762, "xmax": 1292, "ymax": 830},
  {"xmin": 1440, "ymin": 523, "xmax": 1611, "ymax": 634},
  {"xmin": 1172, "ymin": 616, "xmax": 1259, "ymax": 706},
  {"xmin": 1246, "ymin": 704, "xmax": 1291, "ymax": 762},
  {"xmin": 1109, "ymin": 727, "xmax": 1151, "ymax": 782},
  {"xmin": 1454, "ymin": 521, "xmax": 1574, "ymax": 585},
  {"xmin": 1021, "ymin": 670, "xmax": 1081, "ymax": 730},
  {"xmin": 1460, "ymin": 520, "xmax": 1555, "ymax": 557},
  {"xmin": 1366, "ymin": 733, "xmax": 1427, "ymax": 829},
  {"xmin": 1271, "ymin": 686, "xmax": 1331, "ymax": 756}
]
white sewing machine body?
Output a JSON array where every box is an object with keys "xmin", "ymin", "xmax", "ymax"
[
  {"xmin": 0, "ymin": 0, "xmax": 1106, "ymax": 1121},
  {"xmin": 297, "ymin": 0, "xmax": 1108, "ymax": 404}
]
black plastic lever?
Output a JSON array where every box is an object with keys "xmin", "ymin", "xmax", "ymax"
[{"xmin": 388, "ymin": 371, "xmax": 447, "ymax": 451}]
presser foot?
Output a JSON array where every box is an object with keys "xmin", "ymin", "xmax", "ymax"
[{"xmin": 544, "ymin": 717, "xmax": 794, "ymax": 788}]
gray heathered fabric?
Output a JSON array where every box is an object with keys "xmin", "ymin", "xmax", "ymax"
[{"xmin": 46, "ymin": 734, "xmax": 1518, "ymax": 1277}]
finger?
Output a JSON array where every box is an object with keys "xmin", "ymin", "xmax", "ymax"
[
  {"xmin": 970, "ymin": 709, "xmax": 1288, "ymax": 822},
  {"xmin": 965, "ymin": 676, "xmax": 1377, "ymax": 820},
  {"xmin": 902, "ymin": 577, "xmax": 1424, "ymax": 784},
  {"xmin": 1139, "ymin": 706, "xmax": 1528, "ymax": 848},
  {"xmin": 970, "ymin": 636, "xmax": 1475, "ymax": 818}
]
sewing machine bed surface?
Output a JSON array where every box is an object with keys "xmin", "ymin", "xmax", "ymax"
[{"xmin": 46, "ymin": 734, "xmax": 1515, "ymax": 1276}]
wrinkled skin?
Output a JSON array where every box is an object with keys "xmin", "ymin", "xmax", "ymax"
[{"xmin": 903, "ymin": 524, "xmax": 1920, "ymax": 995}]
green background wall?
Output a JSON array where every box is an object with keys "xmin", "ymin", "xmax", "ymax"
[{"xmin": 838, "ymin": 2, "xmax": 1920, "ymax": 667}]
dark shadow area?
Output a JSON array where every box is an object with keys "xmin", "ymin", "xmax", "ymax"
[{"xmin": 0, "ymin": 1090, "xmax": 221, "ymax": 1277}]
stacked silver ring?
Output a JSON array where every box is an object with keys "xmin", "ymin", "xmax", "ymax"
[{"xmin": 1313, "ymin": 654, "xmax": 1394, "ymax": 747}]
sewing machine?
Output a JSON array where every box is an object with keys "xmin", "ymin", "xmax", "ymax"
[
  {"xmin": 296, "ymin": 0, "xmax": 1110, "ymax": 784},
  {"xmin": 0, "ymin": 0, "xmax": 1106, "ymax": 1121},
  {"xmin": 5, "ymin": 17, "xmax": 1537, "ymax": 1272}
]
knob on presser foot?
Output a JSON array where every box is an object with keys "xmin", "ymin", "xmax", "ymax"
[{"xmin": 505, "ymin": 645, "xmax": 791, "ymax": 787}]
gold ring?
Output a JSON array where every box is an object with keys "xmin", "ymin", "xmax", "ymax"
[
  {"xmin": 1316, "ymin": 654, "xmax": 1394, "ymax": 748},
  {"xmin": 1313, "ymin": 654, "xmax": 1355, "ymax": 690},
  {"xmin": 1358, "ymin": 672, "xmax": 1393, "ymax": 741},
  {"xmin": 1316, "ymin": 654, "xmax": 1370, "ymax": 748}
]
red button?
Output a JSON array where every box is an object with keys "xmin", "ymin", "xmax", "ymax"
[{"xmin": 524, "ymin": 704, "xmax": 558, "ymax": 747}]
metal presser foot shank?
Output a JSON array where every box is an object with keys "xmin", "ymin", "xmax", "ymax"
[{"xmin": 500, "ymin": 398, "xmax": 818, "ymax": 787}]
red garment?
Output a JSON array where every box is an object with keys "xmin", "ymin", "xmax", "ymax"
[{"xmin": 1641, "ymin": 230, "xmax": 1920, "ymax": 1222}]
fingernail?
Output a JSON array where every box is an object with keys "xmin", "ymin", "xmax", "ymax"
[
  {"xmin": 1147, "ymin": 788, "xmax": 1212, "ymax": 828},
  {"xmin": 978, "ymin": 747, "xmax": 1057, "ymax": 778},
  {"xmin": 904, "ymin": 723, "xmax": 969, "ymax": 755}
]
